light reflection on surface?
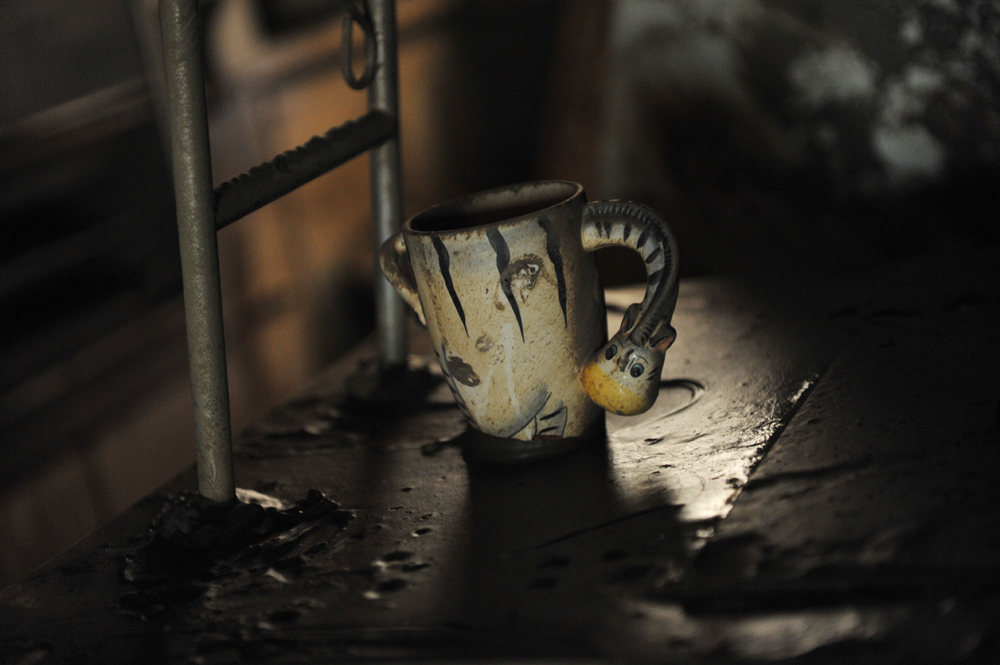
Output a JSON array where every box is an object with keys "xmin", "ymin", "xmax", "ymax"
[{"xmin": 604, "ymin": 283, "xmax": 824, "ymax": 525}]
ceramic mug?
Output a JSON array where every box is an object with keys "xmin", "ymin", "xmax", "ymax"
[{"xmin": 379, "ymin": 181, "xmax": 679, "ymax": 456}]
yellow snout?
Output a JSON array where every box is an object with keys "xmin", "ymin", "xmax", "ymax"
[{"xmin": 581, "ymin": 361, "xmax": 653, "ymax": 416}]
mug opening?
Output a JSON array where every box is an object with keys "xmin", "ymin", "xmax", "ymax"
[{"xmin": 408, "ymin": 181, "xmax": 581, "ymax": 233}]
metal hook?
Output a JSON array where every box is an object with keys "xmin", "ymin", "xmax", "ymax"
[{"xmin": 341, "ymin": 0, "xmax": 377, "ymax": 90}]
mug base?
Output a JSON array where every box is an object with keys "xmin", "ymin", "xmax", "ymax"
[{"xmin": 461, "ymin": 419, "xmax": 606, "ymax": 465}]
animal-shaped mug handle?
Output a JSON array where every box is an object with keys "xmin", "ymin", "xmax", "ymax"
[{"xmin": 579, "ymin": 201, "xmax": 680, "ymax": 416}]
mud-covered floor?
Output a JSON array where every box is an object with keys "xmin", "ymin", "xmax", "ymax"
[{"xmin": 1, "ymin": 243, "xmax": 997, "ymax": 664}]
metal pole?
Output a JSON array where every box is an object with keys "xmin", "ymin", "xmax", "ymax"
[
  {"xmin": 160, "ymin": 0, "xmax": 235, "ymax": 502},
  {"xmin": 367, "ymin": 0, "xmax": 407, "ymax": 367}
]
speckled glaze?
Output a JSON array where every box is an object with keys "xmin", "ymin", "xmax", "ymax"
[{"xmin": 380, "ymin": 182, "xmax": 679, "ymax": 456}]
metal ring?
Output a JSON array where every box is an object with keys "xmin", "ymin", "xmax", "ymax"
[{"xmin": 341, "ymin": 1, "xmax": 377, "ymax": 90}]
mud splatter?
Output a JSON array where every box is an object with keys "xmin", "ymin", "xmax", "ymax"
[
  {"xmin": 446, "ymin": 355, "xmax": 481, "ymax": 386},
  {"xmin": 119, "ymin": 490, "xmax": 353, "ymax": 617}
]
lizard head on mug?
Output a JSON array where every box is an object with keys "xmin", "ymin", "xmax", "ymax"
[{"xmin": 582, "ymin": 302, "xmax": 676, "ymax": 415}]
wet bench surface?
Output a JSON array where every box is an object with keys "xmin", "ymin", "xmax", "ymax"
[{"xmin": 1, "ymin": 246, "xmax": 997, "ymax": 664}]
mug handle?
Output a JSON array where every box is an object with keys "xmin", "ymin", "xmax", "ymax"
[
  {"xmin": 580, "ymin": 200, "xmax": 680, "ymax": 416},
  {"xmin": 378, "ymin": 233, "xmax": 426, "ymax": 326}
]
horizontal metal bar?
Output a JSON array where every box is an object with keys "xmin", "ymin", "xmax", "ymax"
[{"xmin": 214, "ymin": 110, "xmax": 397, "ymax": 230}]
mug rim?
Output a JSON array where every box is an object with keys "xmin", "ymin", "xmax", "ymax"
[{"xmin": 403, "ymin": 180, "xmax": 584, "ymax": 235}]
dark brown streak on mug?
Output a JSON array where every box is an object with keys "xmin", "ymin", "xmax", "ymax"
[{"xmin": 487, "ymin": 227, "xmax": 524, "ymax": 343}]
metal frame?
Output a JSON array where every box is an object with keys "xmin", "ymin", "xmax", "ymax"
[{"xmin": 159, "ymin": 0, "xmax": 405, "ymax": 502}]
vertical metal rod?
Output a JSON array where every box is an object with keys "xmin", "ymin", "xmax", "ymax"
[
  {"xmin": 160, "ymin": 0, "xmax": 235, "ymax": 501},
  {"xmin": 367, "ymin": 0, "xmax": 407, "ymax": 366}
]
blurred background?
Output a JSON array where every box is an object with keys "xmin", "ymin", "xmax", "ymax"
[{"xmin": 1, "ymin": 0, "xmax": 996, "ymax": 588}]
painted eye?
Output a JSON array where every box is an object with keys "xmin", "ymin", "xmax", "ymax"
[
  {"xmin": 605, "ymin": 345, "xmax": 617, "ymax": 360},
  {"xmin": 630, "ymin": 364, "xmax": 644, "ymax": 377}
]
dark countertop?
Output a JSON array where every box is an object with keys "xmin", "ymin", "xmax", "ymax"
[{"xmin": 2, "ymin": 244, "xmax": 997, "ymax": 664}]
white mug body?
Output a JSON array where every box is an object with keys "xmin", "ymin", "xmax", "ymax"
[{"xmin": 401, "ymin": 182, "xmax": 607, "ymax": 443}]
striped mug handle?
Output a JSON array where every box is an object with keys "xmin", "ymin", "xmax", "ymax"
[{"xmin": 580, "ymin": 201, "xmax": 680, "ymax": 416}]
